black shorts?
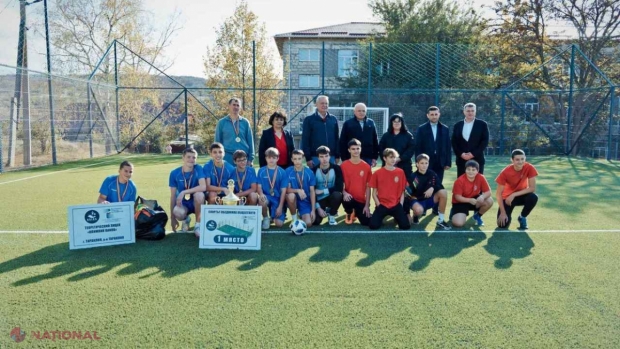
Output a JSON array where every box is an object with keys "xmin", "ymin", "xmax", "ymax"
[{"xmin": 450, "ymin": 203, "xmax": 477, "ymax": 218}]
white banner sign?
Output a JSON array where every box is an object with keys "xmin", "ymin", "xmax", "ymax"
[
  {"xmin": 199, "ymin": 205, "xmax": 262, "ymax": 250},
  {"xmin": 68, "ymin": 202, "xmax": 135, "ymax": 250}
]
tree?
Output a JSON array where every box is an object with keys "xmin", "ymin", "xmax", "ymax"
[{"xmin": 202, "ymin": 0, "xmax": 283, "ymax": 147}]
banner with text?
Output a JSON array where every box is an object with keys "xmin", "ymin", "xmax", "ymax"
[
  {"xmin": 68, "ymin": 202, "xmax": 135, "ymax": 250},
  {"xmin": 199, "ymin": 205, "xmax": 262, "ymax": 250}
]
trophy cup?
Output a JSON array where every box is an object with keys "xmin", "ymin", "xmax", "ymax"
[{"xmin": 215, "ymin": 179, "xmax": 247, "ymax": 206}]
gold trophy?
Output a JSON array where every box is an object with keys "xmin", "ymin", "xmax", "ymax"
[{"xmin": 215, "ymin": 179, "xmax": 247, "ymax": 206}]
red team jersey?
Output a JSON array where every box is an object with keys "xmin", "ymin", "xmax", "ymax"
[
  {"xmin": 452, "ymin": 173, "xmax": 491, "ymax": 204},
  {"xmin": 341, "ymin": 160, "xmax": 372, "ymax": 203},
  {"xmin": 495, "ymin": 163, "xmax": 538, "ymax": 199},
  {"xmin": 370, "ymin": 167, "xmax": 407, "ymax": 209}
]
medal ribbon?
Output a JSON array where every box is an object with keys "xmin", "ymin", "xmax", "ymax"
[
  {"xmin": 266, "ymin": 168, "xmax": 278, "ymax": 194},
  {"xmin": 236, "ymin": 169, "xmax": 247, "ymax": 192},
  {"xmin": 230, "ymin": 118, "xmax": 240, "ymax": 138},
  {"xmin": 182, "ymin": 169, "xmax": 194, "ymax": 190},
  {"xmin": 213, "ymin": 165, "xmax": 225, "ymax": 188},
  {"xmin": 296, "ymin": 170, "xmax": 304, "ymax": 190},
  {"xmin": 116, "ymin": 177, "xmax": 129, "ymax": 202}
]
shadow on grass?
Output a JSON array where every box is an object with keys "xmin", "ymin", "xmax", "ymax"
[
  {"xmin": 483, "ymin": 229, "xmax": 534, "ymax": 269},
  {"xmin": 408, "ymin": 230, "xmax": 486, "ymax": 271}
]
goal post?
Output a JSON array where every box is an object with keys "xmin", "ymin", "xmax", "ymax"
[{"xmin": 312, "ymin": 107, "xmax": 390, "ymax": 135}]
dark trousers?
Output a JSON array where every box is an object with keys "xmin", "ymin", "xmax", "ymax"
[
  {"xmin": 497, "ymin": 193, "xmax": 538, "ymax": 228},
  {"xmin": 342, "ymin": 199, "xmax": 371, "ymax": 226},
  {"xmin": 456, "ymin": 157, "xmax": 485, "ymax": 177},
  {"xmin": 369, "ymin": 203, "xmax": 411, "ymax": 230},
  {"xmin": 313, "ymin": 191, "xmax": 343, "ymax": 225}
]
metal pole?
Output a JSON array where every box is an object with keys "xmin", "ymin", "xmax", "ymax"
[
  {"xmin": 253, "ymin": 41, "xmax": 257, "ymax": 144},
  {"xmin": 184, "ymin": 89, "xmax": 189, "ymax": 148},
  {"xmin": 608, "ymin": 87, "xmax": 615, "ymax": 161},
  {"xmin": 500, "ymin": 91, "xmax": 506, "ymax": 155},
  {"xmin": 321, "ymin": 41, "xmax": 325, "ymax": 94},
  {"xmin": 566, "ymin": 44, "xmax": 576, "ymax": 155},
  {"xmin": 114, "ymin": 41, "xmax": 120, "ymax": 149},
  {"xmin": 367, "ymin": 43, "xmax": 372, "ymax": 106},
  {"xmin": 43, "ymin": 0, "xmax": 57, "ymax": 165},
  {"xmin": 0, "ymin": 121, "xmax": 3, "ymax": 173},
  {"xmin": 435, "ymin": 44, "xmax": 440, "ymax": 106},
  {"xmin": 87, "ymin": 83, "xmax": 93, "ymax": 158}
]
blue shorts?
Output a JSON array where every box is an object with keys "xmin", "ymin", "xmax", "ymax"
[
  {"xmin": 411, "ymin": 197, "xmax": 435, "ymax": 212},
  {"xmin": 297, "ymin": 198, "xmax": 313, "ymax": 216},
  {"xmin": 266, "ymin": 194, "xmax": 287, "ymax": 221},
  {"xmin": 182, "ymin": 198, "xmax": 196, "ymax": 214}
]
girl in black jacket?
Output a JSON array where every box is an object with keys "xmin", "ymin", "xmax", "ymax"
[{"xmin": 379, "ymin": 113, "xmax": 416, "ymax": 179}]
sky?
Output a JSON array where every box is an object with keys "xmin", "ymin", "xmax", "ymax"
[{"xmin": 0, "ymin": 0, "xmax": 565, "ymax": 78}]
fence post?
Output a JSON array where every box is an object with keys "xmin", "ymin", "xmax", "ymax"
[
  {"xmin": 321, "ymin": 41, "xmax": 325, "ymax": 95},
  {"xmin": 8, "ymin": 97, "xmax": 17, "ymax": 167},
  {"xmin": 184, "ymin": 89, "xmax": 189, "ymax": 149},
  {"xmin": 253, "ymin": 40, "xmax": 257, "ymax": 145},
  {"xmin": 114, "ymin": 40, "xmax": 120, "ymax": 150},
  {"xmin": 87, "ymin": 82, "xmax": 93, "ymax": 158},
  {"xmin": 435, "ymin": 44, "xmax": 440, "ymax": 106},
  {"xmin": 43, "ymin": 0, "xmax": 57, "ymax": 165},
  {"xmin": 367, "ymin": 43, "xmax": 372, "ymax": 107},
  {"xmin": 566, "ymin": 44, "xmax": 576, "ymax": 155},
  {"xmin": 608, "ymin": 86, "xmax": 615, "ymax": 161},
  {"xmin": 0, "ymin": 120, "xmax": 3, "ymax": 173},
  {"xmin": 500, "ymin": 91, "xmax": 506, "ymax": 155}
]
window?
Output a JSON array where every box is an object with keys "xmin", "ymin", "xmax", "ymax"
[
  {"xmin": 299, "ymin": 75, "xmax": 319, "ymax": 88},
  {"xmin": 299, "ymin": 49, "xmax": 320, "ymax": 62},
  {"xmin": 376, "ymin": 61, "xmax": 390, "ymax": 76},
  {"xmin": 338, "ymin": 50, "xmax": 358, "ymax": 77}
]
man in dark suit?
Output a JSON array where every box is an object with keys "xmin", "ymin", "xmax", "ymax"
[
  {"xmin": 339, "ymin": 103, "xmax": 379, "ymax": 166},
  {"xmin": 451, "ymin": 103, "xmax": 489, "ymax": 177},
  {"xmin": 415, "ymin": 106, "xmax": 451, "ymax": 184},
  {"xmin": 415, "ymin": 106, "xmax": 452, "ymax": 215}
]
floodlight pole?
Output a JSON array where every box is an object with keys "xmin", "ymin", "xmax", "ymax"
[
  {"xmin": 566, "ymin": 44, "xmax": 576, "ymax": 155},
  {"xmin": 608, "ymin": 87, "xmax": 615, "ymax": 161},
  {"xmin": 252, "ymin": 41, "xmax": 257, "ymax": 145}
]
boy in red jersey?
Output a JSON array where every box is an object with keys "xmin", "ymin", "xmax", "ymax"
[
  {"xmin": 341, "ymin": 139, "xmax": 372, "ymax": 226},
  {"xmin": 496, "ymin": 149, "xmax": 539, "ymax": 229},
  {"xmin": 450, "ymin": 160, "xmax": 494, "ymax": 227},
  {"xmin": 369, "ymin": 148, "xmax": 410, "ymax": 230}
]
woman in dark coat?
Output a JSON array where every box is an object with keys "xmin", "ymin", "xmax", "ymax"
[
  {"xmin": 258, "ymin": 111, "xmax": 295, "ymax": 168},
  {"xmin": 379, "ymin": 113, "xmax": 416, "ymax": 179}
]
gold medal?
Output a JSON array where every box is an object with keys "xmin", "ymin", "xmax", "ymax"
[
  {"xmin": 235, "ymin": 137, "xmax": 241, "ymax": 142},
  {"xmin": 270, "ymin": 189, "xmax": 275, "ymax": 196},
  {"xmin": 266, "ymin": 168, "xmax": 278, "ymax": 197},
  {"xmin": 184, "ymin": 194, "xmax": 191, "ymax": 200}
]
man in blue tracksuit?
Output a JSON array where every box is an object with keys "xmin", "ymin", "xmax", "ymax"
[
  {"xmin": 339, "ymin": 102, "xmax": 379, "ymax": 167},
  {"xmin": 301, "ymin": 95, "xmax": 340, "ymax": 168}
]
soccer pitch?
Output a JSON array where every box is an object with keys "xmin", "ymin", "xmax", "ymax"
[{"xmin": 1, "ymin": 155, "xmax": 620, "ymax": 348}]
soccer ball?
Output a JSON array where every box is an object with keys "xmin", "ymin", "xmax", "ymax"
[{"xmin": 290, "ymin": 220, "xmax": 307, "ymax": 236}]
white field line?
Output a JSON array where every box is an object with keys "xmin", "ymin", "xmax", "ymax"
[
  {"xmin": 0, "ymin": 156, "xmax": 135, "ymax": 186},
  {"xmin": 1, "ymin": 229, "xmax": 620, "ymax": 234}
]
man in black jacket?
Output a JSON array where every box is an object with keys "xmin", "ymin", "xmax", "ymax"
[
  {"xmin": 451, "ymin": 103, "xmax": 489, "ymax": 177},
  {"xmin": 415, "ymin": 106, "xmax": 451, "ymax": 184},
  {"xmin": 301, "ymin": 95, "xmax": 340, "ymax": 168},
  {"xmin": 339, "ymin": 103, "xmax": 379, "ymax": 166}
]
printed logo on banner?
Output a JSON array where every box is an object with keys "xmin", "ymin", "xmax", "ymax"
[
  {"xmin": 84, "ymin": 210, "xmax": 100, "ymax": 224},
  {"xmin": 206, "ymin": 220, "xmax": 217, "ymax": 231}
]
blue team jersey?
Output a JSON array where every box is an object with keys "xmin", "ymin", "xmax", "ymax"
[
  {"xmin": 99, "ymin": 175, "xmax": 137, "ymax": 203},
  {"xmin": 286, "ymin": 166, "xmax": 316, "ymax": 199},
  {"xmin": 203, "ymin": 160, "xmax": 236, "ymax": 188},
  {"xmin": 257, "ymin": 166, "xmax": 289, "ymax": 197},
  {"xmin": 169, "ymin": 165, "xmax": 205, "ymax": 196},
  {"xmin": 232, "ymin": 167, "xmax": 258, "ymax": 192}
]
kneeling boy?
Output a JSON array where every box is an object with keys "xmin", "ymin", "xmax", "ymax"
[
  {"xmin": 286, "ymin": 149, "xmax": 316, "ymax": 227},
  {"xmin": 496, "ymin": 149, "xmax": 539, "ymax": 229},
  {"xmin": 232, "ymin": 150, "xmax": 259, "ymax": 205},
  {"xmin": 450, "ymin": 160, "xmax": 493, "ymax": 228},
  {"xmin": 169, "ymin": 147, "xmax": 207, "ymax": 237},
  {"xmin": 369, "ymin": 148, "xmax": 410, "ymax": 230},
  {"xmin": 406, "ymin": 154, "xmax": 450, "ymax": 230},
  {"xmin": 257, "ymin": 147, "xmax": 289, "ymax": 229}
]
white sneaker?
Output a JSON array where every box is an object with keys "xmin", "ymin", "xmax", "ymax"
[
  {"xmin": 261, "ymin": 217, "xmax": 271, "ymax": 230},
  {"xmin": 328, "ymin": 215, "xmax": 337, "ymax": 225},
  {"xmin": 194, "ymin": 223, "xmax": 200, "ymax": 238},
  {"xmin": 181, "ymin": 216, "xmax": 191, "ymax": 232}
]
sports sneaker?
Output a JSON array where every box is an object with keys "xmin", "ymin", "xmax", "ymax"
[
  {"xmin": 345, "ymin": 211, "xmax": 356, "ymax": 224},
  {"xmin": 436, "ymin": 220, "xmax": 451, "ymax": 230},
  {"xmin": 328, "ymin": 215, "xmax": 337, "ymax": 225},
  {"xmin": 473, "ymin": 212, "xmax": 484, "ymax": 226},
  {"xmin": 261, "ymin": 217, "xmax": 271, "ymax": 230},
  {"xmin": 518, "ymin": 216, "xmax": 528, "ymax": 230},
  {"xmin": 181, "ymin": 216, "xmax": 191, "ymax": 232},
  {"xmin": 413, "ymin": 216, "xmax": 419, "ymax": 224},
  {"xmin": 194, "ymin": 223, "xmax": 200, "ymax": 238}
]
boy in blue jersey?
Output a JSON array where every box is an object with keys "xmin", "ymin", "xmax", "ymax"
[
  {"xmin": 232, "ymin": 150, "xmax": 258, "ymax": 206},
  {"xmin": 257, "ymin": 147, "xmax": 289, "ymax": 230},
  {"xmin": 169, "ymin": 147, "xmax": 207, "ymax": 237},
  {"xmin": 204, "ymin": 142, "xmax": 236, "ymax": 205},
  {"xmin": 98, "ymin": 161, "xmax": 137, "ymax": 204},
  {"xmin": 285, "ymin": 149, "xmax": 316, "ymax": 227}
]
